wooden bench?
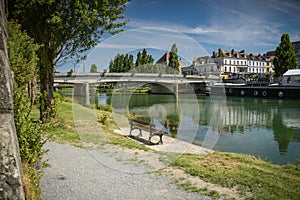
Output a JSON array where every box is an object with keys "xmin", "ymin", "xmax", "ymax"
[{"xmin": 128, "ymin": 118, "xmax": 168, "ymax": 145}]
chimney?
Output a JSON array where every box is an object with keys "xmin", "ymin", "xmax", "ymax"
[
  {"xmin": 231, "ymin": 49, "xmax": 234, "ymax": 57},
  {"xmin": 212, "ymin": 51, "xmax": 216, "ymax": 58}
]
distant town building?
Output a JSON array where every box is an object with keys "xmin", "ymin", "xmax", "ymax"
[
  {"xmin": 181, "ymin": 56, "xmax": 218, "ymax": 76},
  {"xmin": 247, "ymin": 53, "xmax": 267, "ymax": 74},
  {"xmin": 182, "ymin": 48, "xmax": 276, "ymax": 77},
  {"xmin": 292, "ymin": 41, "xmax": 300, "ymax": 69},
  {"xmin": 212, "ymin": 49, "xmax": 248, "ymax": 74},
  {"xmin": 263, "ymin": 51, "xmax": 275, "ymax": 74},
  {"xmin": 156, "ymin": 52, "xmax": 170, "ymax": 66},
  {"xmin": 156, "ymin": 52, "xmax": 186, "ymax": 73}
]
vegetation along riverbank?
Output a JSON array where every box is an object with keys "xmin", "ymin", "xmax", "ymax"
[{"xmin": 41, "ymin": 94, "xmax": 300, "ymax": 200}]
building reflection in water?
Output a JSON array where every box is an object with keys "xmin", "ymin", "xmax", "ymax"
[{"xmin": 200, "ymin": 98, "xmax": 300, "ymax": 155}]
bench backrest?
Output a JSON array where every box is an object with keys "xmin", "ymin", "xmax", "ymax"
[
  {"xmin": 128, "ymin": 118, "xmax": 157, "ymax": 130},
  {"xmin": 129, "ymin": 118, "xmax": 150, "ymax": 126}
]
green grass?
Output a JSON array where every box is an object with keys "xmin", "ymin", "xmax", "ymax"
[
  {"xmin": 168, "ymin": 152, "xmax": 300, "ymax": 200},
  {"xmin": 173, "ymin": 179, "xmax": 220, "ymax": 199},
  {"xmin": 49, "ymin": 101, "xmax": 81, "ymax": 144},
  {"xmin": 46, "ymin": 95, "xmax": 149, "ymax": 151}
]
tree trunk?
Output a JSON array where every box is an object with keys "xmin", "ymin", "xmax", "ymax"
[
  {"xmin": 38, "ymin": 46, "xmax": 54, "ymax": 123},
  {"xmin": 28, "ymin": 76, "xmax": 37, "ymax": 105}
]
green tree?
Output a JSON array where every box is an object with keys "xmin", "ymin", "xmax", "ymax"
[
  {"xmin": 109, "ymin": 59, "xmax": 115, "ymax": 72},
  {"xmin": 134, "ymin": 49, "xmax": 154, "ymax": 72},
  {"xmin": 168, "ymin": 44, "xmax": 180, "ymax": 73},
  {"xmin": 171, "ymin": 43, "xmax": 178, "ymax": 54},
  {"xmin": 8, "ymin": 0, "xmax": 129, "ymax": 122},
  {"xmin": 139, "ymin": 48, "xmax": 154, "ymax": 65},
  {"xmin": 135, "ymin": 51, "xmax": 142, "ymax": 67},
  {"xmin": 8, "ymin": 21, "xmax": 45, "ymax": 164},
  {"xmin": 90, "ymin": 64, "xmax": 98, "ymax": 73},
  {"xmin": 141, "ymin": 48, "xmax": 148, "ymax": 64},
  {"xmin": 129, "ymin": 54, "xmax": 135, "ymax": 71},
  {"xmin": 109, "ymin": 53, "xmax": 134, "ymax": 72},
  {"xmin": 273, "ymin": 33, "xmax": 298, "ymax": 76},
  {"xmin": 147, "ymin": 54, "xmax": 154, "ymax": 64}
]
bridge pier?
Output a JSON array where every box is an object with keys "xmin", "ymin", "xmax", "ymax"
[
  {"xmin": 73, "ymin": 82, "xmax": 89, "ymax": 106},
  {"xmin": 151, "ymin": 83, "xmax": 174, "ymax": 94}
]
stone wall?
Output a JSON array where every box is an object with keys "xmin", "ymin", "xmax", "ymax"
[{"xmin": 0, "ymin": 0, "xmax": 25, "ymax": 199}]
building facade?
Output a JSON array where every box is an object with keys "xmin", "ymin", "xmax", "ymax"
[
  {"xmin": 183, "ymin": 48, "xmax": 274, "ymax": 77},
  {"xmin": 247, "ymin": 54, "xmax": 267, "ymax": 74}
]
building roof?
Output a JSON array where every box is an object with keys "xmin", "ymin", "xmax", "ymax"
[
  {"xmin": 283, "ymin": 69, "xmax": 300, "ymax": 76},
  {"xmin": 212, "ymin": 48, "xmax": 247, "ymax": 59},
  {"xmin": 156, "ymin": 52, "xmax": 170, "ymax": 64}
]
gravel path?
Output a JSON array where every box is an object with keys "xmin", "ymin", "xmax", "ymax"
[{"xmin": 40, "ymin": 142, "xmax": 211, "ymax": 200}]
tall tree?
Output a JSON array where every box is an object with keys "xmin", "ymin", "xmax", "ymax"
[
  {"xmin": 129, "ymin": 54, "xmax": 134, "ymax": 71},
  {"xmin": 171, "ymin": 43, "xmax": 178, "ymax": 54},
  {"xmin": 141, "ymin": 48, "xmax": 148, "ymax": 64},
  {"xmin": 147, "ymin": 54, "xmax": 154, "ymax": 64},
  {"xmin": 109, "ymin": 53, "xmax": 134, "ymax": 72},
  {"xmin": 168, "ymin": 44, "xmax": 180, "ymax": 73},
  {"xmin": 90, "ymin": 64, "xmax": 98, "ymax": 73},
  {"xmin": 273, "ymin": 33, "xmax": 297, "ymax": 76},
  {"xmin": 135, "ymin": 51, "xmax": 142, "ymax": 67},
  {"xmin": 8, "ymin": 0, "xmax": 129, "ymax": 122}
]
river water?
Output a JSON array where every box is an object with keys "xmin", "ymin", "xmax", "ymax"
[{"xmin": 97, "ymin": 93, "xmax": 300, "ymax": 165}]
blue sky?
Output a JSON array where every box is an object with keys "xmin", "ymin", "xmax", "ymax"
[{"xmin": 60, "ymin": 0, "xmax": 300, "ymax": 72}]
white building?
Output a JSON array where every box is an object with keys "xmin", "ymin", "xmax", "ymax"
[
  {"xmin": 247, "ymin": 54, "xmax": 267, "ymax": 74},
  {"xmin": 181, "ymin": 56, "xmax": 219, "ymax": 76},
  {"xmin": 212, "ymin": 49, "xmax": 248, "ymax": 74},
  {"xmin": 182, "ymin": 48, "xmax": 275, "ymax": 77}
]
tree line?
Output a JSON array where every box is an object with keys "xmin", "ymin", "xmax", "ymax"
[{"xmin": 109, "ymin": 44, "xmax": 180, "ymax": 73}]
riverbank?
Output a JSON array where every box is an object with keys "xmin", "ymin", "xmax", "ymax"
[{"xmin": 41, "ymin": 96, "xmax": 300, "ymax": 199}]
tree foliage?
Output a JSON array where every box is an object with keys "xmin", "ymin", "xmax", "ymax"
[
  {"xmin": 140, "ymin": 48, "xmax": 154, "ymax": 65},
  {"xmin": 8, "ymin": 21, "xmax": 46, "ymax": 164},
  {"xmin": 109, "ymin": 49, "xmax": 155, "ymax": 73},
  {"xmin": 273, "ymin": 33, "xmax": 297, "ymax": 76},
  {"xmin": 168, "ymin": 44, "xmax": 180, "ymax": 73},
  {"xmin": 109, "ymin": 53, "xmax": 134, "ymax": 72},
  {"xmin": 90, "ymin": 64, "xmax": 98, "ymax": 73},
  {"xmin": 8, "ymin": 0, "xmax": 129, "ymax": 121}
]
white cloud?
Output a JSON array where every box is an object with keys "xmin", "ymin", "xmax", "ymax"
[
  {"xmin": 84, "ymin": 27, "xmax": 209, "ymax": 71},
  {"xmin": 126, "ymin": 1, "xmax": 287, "ymax": 54}
]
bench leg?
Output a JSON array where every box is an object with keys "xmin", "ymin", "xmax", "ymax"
[
  {"xmin": 148, "ymin": 134, "xmax": 164, "ymax": 145},
  {"xmin": 159, "ymin": 134, "xmax": 163, "ymax": 144},
  {"xmin": 138, "ymin": 129, "xmax": 142, "ymax": 137}
]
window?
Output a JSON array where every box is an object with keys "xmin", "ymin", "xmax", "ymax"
[
  {"xmin": 225, "ymin": 66, "xmax": 227, "ymax": 71},
  {"xmin": 229, "ymin": 67, "xmax": 232, "ymax": 72},
  {"xmin": 294, "ymin": 75, "xmax": 300, "ymax": 83}
]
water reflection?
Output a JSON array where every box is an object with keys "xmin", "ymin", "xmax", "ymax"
[{"xmin": 94, "ymin": 92, "xmax": 300, "ymax": 164}]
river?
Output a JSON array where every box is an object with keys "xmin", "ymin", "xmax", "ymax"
[{"xmin": 61, "ymin": 89, "xmax": 300, "ymax": 165}]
